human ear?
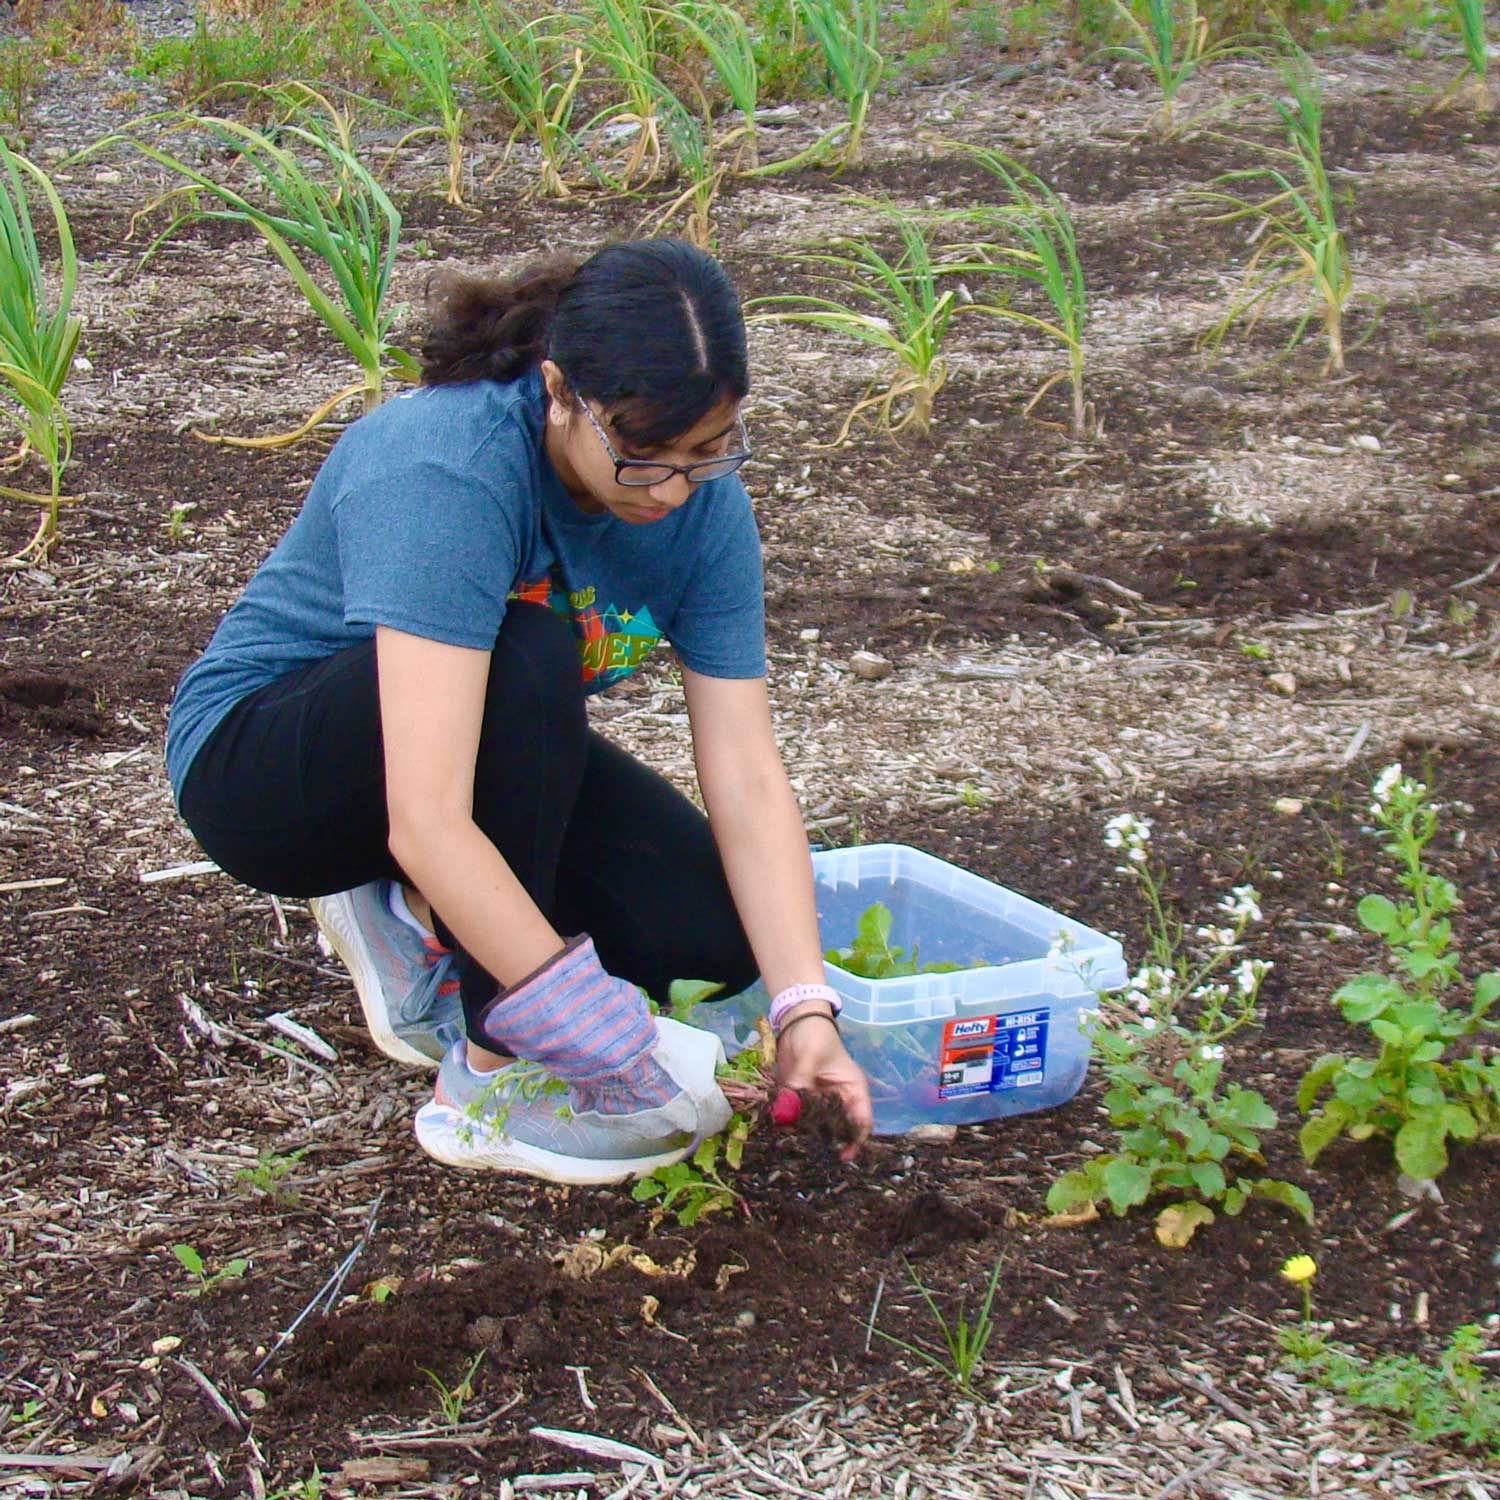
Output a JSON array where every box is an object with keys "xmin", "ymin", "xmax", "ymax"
[{"xmin": 539, "ymin": 358, "xmax": 572, "ymax": 414}]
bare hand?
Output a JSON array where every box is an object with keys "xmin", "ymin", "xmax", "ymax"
[{"xmin": 775, "ymin": 1015, "xmax": 873, "ymax": 1162}]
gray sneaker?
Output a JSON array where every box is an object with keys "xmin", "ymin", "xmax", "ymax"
[
  {"xmin": 413, "ymin": 1017, "xmax": 732, "ymax": 1184},
  {"xmin": 309, "ymin": 880, "xmax": 464, "ymax": 1068}
]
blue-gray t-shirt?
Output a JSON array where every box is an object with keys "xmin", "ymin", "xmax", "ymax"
[{"xmin": 165, "ymin": 370, "xmax": 766, "ymax": 798}]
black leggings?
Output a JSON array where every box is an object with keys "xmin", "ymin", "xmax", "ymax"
[{"xmin": 176, "ymin": 603, "xmax": 758, "ymax": 1029}]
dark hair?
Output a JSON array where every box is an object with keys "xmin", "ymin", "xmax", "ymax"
[{"xmin": 421, "ymin": 239, "xmax": 749, "ymax": 447}]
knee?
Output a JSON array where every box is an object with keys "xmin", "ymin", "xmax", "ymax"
[{"xmin": 484, "ymin": 601, "xmax": 586, "ymax": 734}]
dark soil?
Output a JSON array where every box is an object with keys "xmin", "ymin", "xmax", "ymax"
[{"xmin": 3, "ymin": 39, "xmax": 1500, "ymax": 1493}]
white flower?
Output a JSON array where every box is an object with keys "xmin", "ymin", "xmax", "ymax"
[
  {"xmin": 1047, "ymin": 930, "xmax": 1078, "ymax": 961},
  {"xmin": 1129, "ymin": 965, "xmax": 1173, "ymax": 1006},
  {"xmin": 1200, "ymin": 1043, "xmax": 1225, "ymax": 1061},
  {"xmin": 1372, "ymin": 763, "xmax": 1403, "ymax": 805},
  {"xmin": 1138, "ymin": 1016, "xmax": 1159, "ymax": 1032},
  {"xmin": 1217, "ymin": 885, "xmax": 1262, "ymax": 924},
  {"xmin": 1103, "ymin": 812, "xmax": 1153, "ymax": 851},
  {"xmin": 1233, "ymin": 958, "xmax": 1268, "ymax": 994}
]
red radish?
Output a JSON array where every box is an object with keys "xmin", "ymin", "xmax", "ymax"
[{"xmin": 770, "ymin": 1087, "xmax": 802, "ymax": 1126}]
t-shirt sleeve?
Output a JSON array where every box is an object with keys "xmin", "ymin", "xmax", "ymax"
[
  {"xmin": 333, "ymin": 437, "xmax": 525, "ymax": 650},
  {"xmin": 667, "ymin": 476, "xmax": 767, "ymax": 679}
]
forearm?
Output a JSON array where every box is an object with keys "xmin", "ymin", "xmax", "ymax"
[
  {"xmin": 389, "ymin": 818, "xmax": 561, "ymax": 988},
  {"xmin": 701, "ymin": 761, "xmax": 826, "ymax": 999}
]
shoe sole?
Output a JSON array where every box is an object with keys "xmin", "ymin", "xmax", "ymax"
[
  {"xmin": 413, "ymin": 1101, "xmax": 695, "ymax": 1185},
  {"xmin": 309, "ymin": 892, "xmax": 438, "ymax": 1071}
]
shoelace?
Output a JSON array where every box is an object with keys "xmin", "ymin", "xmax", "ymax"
[{"xmin": 419, "ymin": 933, "xmax": 461, "ymax": 999}]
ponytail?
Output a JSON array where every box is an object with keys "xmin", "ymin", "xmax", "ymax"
[
  {"xmin": 420, "ymin": 256, "xmax": 580, "ymax": 387},
  {"xmin": 419, "ymin": 239, "xmax": 748, "ymax": 446}
]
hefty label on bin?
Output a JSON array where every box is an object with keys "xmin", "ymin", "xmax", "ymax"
[{"xmin": 938, "ymin": 1009, "xmax": 1050, "ymax": 1099}]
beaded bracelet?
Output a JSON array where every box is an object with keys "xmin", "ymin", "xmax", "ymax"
[{"xmin": 769, "ymin": 981, "xmax": 843, "ymax": 1034}]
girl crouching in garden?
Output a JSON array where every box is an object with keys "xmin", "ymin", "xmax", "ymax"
[{"xmin": 166, "ymin": 237, "xmax": 872, "ymax": 1184}]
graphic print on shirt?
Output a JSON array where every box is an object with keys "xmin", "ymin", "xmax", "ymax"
[{"xmin": 511, "ymin": 576, "xmax": 662, "ymax": 690}]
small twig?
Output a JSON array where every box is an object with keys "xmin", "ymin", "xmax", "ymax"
[
  {"xmin": 0, "ymin": 1014, "xmax": 40, "ymax": 1034},
  {"xmin": 0, "ymin": 1454, "xmax": 118, "ymax": 1472},
  {"xmin": 247, "ymin": 946, "xmax": 346, "ymax": 980},
  {"xmin": 717, "ymin": 1433, "xmax": 821, "ymax": 1499},
  {"xmin": 1451, "ymin": 555, "xmax": 1500, "ymax": 591},
  {"xmin": 567, "ymin": 1365, "xmax": 598, "ymax": 1413},
  {"xmin": 1151, "ymin": 1448, "xmax": 1230, "ymax": 1499},
  {"xmin": 1341, "ymin": 721, "xmax": 1371, "ymax": 764},
  {"xmin": 863, "ymin": 1275, "xmax": 886, "ymax": 1355},
  {"xmin": 264, "ymin": 1012, "xmax": 338, "ymax": 1062},
  {"xmin": 0, "ymin": 877, "xmax": 66, "ymax": 893},
  {"xmin": 172, "ymin": 1356, "xmax": 244, "ymax": 1432},
  {"xmin": 633, "ymin": 1367, "xmax": 703, "ymax": 1452},
  {"xmin": 251, "ymin": 1190, "xmax": 385, "ymax": 1377},
  {"xmin": 139, "ymin": 860, "xmax": 221, "ymax": 884},
  {"xmin": 1171, "ymin": 1369, "xmax": 1265, "ymax": 1431},
  {"xmin": 529, "ymin": 1427, "xmax": 663, "ymax": 1482}
]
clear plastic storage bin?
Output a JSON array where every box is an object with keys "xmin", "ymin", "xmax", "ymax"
[{"xmin": 694, "ymin": 844, "xmax": 1127, "ymax": 1136}]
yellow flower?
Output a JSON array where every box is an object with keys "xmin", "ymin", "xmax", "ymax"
[{"xmin": 1280, "ymin": 1254, "xmax": 1317, "ymax": 1284}]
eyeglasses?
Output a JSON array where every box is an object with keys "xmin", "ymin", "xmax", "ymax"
[{"xmin": 576, "ymin": 400, "xmax": 751, "ymax": 488}]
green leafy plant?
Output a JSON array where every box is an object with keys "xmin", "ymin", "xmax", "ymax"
[
  {"xmin": 458, "ymin": 1058, "xmax": 570, "ymax": 1147},
  {"xmin": 1046, "ymin": 813, "xmax": 1313, "ymax": 1244},
  {"xmin": 631, "ymin": 1116, "xmax": 751, "ymax": 1224},
  {"xmin": 130, "ymin": 8, "xmax": 340, "ymax": 104},
  {"xmin": 235, "ymin": 1146, "xmax": 310, "ymax": 1205},
  {"xmin": 420, "ymin": 1350, "xmax": 484, "ymax": 1426},
  {"xmin": 267, "ymin": 1469, "xmax": 324, "ymax": 1500},
  {"xmin": 0, "ymin": 39, "xmax": 42, "ymax": 145},
  {"xmin": 1105, "ymin": 0, "xmax": 1254, "ymax": 136},
  {"xmin": 469, "ymin": 0, "xmax": 585, "ymax": 199},
  {"xmin": 0, "ymin": 138, "xmax": 80, "ymax": 565},
  {"xmin": 1197, "ymin": 45, "xmax": 1352, "ymax": 375},
  {"xmin": 663, "ymin": 0, "xmax": 760, "ymax": 168},
  {"xmin": 172, "ymin": 1242, "xmax": 250, "ymax": 1295},
  {"xmin": 951, "ymin": 146, "xmax": 1094, "ymax": 436},
  {"xmin": 662, "ymin": 977, "xmax": 726, "ymax": 1021},
  {"xmin": 874, "ymin": 1250, "xmax": 1005, "ymax": 1393},
  {"xmin": 2, "ymin": 1398, "xmax": 42, "ymax": 1433},
  {"xmin": 104, "ymin": 89, "xmax": 419, "ymax": 446},
  {"xmin": 824, "ymin": 901, "xmax": 963, "ymax": 978},
  {"xmin": 640, "ymin": 75, "xmax": 728, "ymax": 248},
  {"xmin": 794, "ymin": 0, "xmax": 883, "ymax": 166},
  {"xmin": 358, "ymin": 0, "xmax": 470, "ymax": 206},
  {"xmin": 1440, "ymin": 0, "xmax": 1494, "ymax": 111},
  {"xmin": 631, "ymin": 1005, "xmax": 774, "ymax": 1227},
  {"xmin": 1297, "ymin": 764, "xmax": 1500, "ymax": 1180},
  {"xmin": 576, "ymin": 0, "xmax": 667, "ymax": 188},
  {"xmin": 1279, "ymin": 1323, "xmax": 1500, "ymax": 1456},
  {"xmin": 750, "ymin": 204, "xmax": 1015, "ymax": 441}
]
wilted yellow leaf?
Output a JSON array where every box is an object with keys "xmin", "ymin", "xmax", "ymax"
[
  {"xmin": 714, "ymin": 1260, "xmax": 748, "ymax": 1293},
  {"xmin": 1155, "ymin": 1202, "xmax": 1215, "ymax": 1247},
  {"xmin": 1042, "ymin": 1202, "xmax": 1099, "ymax": 1229},
  {"xmin": 627, "ymin": 1248, "xmax": 696, "ymax": 1279}
]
